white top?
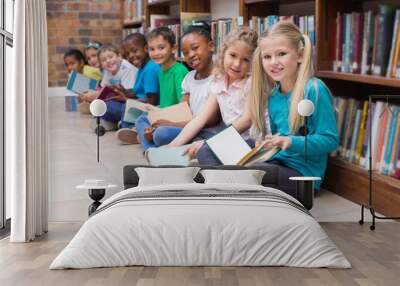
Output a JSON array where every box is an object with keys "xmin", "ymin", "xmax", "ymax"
[
  {"xmin": 76, "ymin": 179, "xmax": 118, "ymax": 190},
  {"xmin": 210, "ymin": 76, "xmax": 249, "ymax": 125},
  {"xmin": 101, "ymin": 59, "xmax": 138, "ymax": 89},
  {"xmin": 181, "ymin": 70, "xmax": 213, "ymax": 117}
]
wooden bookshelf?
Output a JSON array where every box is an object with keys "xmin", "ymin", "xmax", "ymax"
[
  {"xmin": 324, "ymin": 157, "xmax": 400, "ymax": 216},
  {"xmin": 123, "ymin": 17, "xmax": 144, "ymax": 29},
  {"xmin": 316, "ymin": 71, "xmax": 400, "ymax": 88},
  {"xmin": 144, "ymin": 0, "xmax": 210, "ymax": 28},
  {"xmin": 240, "ymin": 0, "xmax": 400, "ymax": 214}
]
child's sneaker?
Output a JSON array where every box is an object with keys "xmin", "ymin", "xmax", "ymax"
[
  {"xmin": 78, "ymin": 102, "xmax": 91, "ymax": 114},
  {"xmin": 116, "ymin": 128, "xmax": 139, "ymax": 144}
]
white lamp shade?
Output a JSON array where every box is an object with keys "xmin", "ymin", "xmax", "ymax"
[
  {"xmin": 90, "ymin": 99, "xmax": 107, "ymax": 117},
  {"xmin": 297, "ymin": 99, "xmax": 314, "ymax": 117}
]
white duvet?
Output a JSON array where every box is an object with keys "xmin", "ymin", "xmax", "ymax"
[{"xmin": 50, "ymin": 183, "xmax": 350, "ymax": 269}]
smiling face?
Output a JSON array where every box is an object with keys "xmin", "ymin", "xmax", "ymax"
[
  {"xmin": 85, "ymin": 48, "xmax": 100, "ymax": 69},
  {"xmin": 123, "ymin": 39, "xmax": 148, "ymax": 68},
  {"xmin": 223, "ymin": 40, "xmax": 253, "ymax": 84},
  {"xmin": 98, "ymin": 50, "xmax": 122, "ymax": 75},
  {"xmin": 181, "ymin": 33, "xmax": 213, "ymax": 75},
  {"xmin": 259, "ymin": 36, "xmax": 302, "ymax": 92},
  {"xmin": 147, "ymin": 35, "xmax": 175, "ymax": 69},
  {"xmin": 64, "ymin": 55, "xmax": 85, "ymax": 74}
]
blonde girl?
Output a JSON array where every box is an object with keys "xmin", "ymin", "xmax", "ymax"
[
  {"xmin": 168, "ymin": 27, "xmax": 258, "ymax": 156},
  {"xmin": 249, "ymin": 21, "xmax": 338, "ymax": 191}
]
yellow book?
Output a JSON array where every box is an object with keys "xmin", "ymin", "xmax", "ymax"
[{"xmin": 355, "ymin": 101, "xmax": 369, "ymax": 164}]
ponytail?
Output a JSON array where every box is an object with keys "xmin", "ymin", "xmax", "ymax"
[{"xmin": 289, "ymin": 33, "xmax": 314, "ymax": 133}]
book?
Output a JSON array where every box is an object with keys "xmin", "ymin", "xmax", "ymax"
[
  {"xmin": 97, "ymin": 86, "xmax": 119, "ymax": 101},
  {"xmin": 147, "ymin": 102, "xmax": 192, "ymax": 125},
  {"xmin": 205, "ymin": 126, "xmax": 279, "ymax": 166},
  {"xmin": 66, "ymin": 71, "xmax": 99, "ymax": 95},
  {"xmin": 145, "ymin": 145, "xmax": 192, "ymax": 166},
  {"xmin": 123, "ymin": 99, "xmax": 160, "ymax": 124}
]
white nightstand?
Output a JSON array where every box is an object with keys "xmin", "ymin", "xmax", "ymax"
[{"xmin": 77, "ymin": 179, "xmax": 118, "ymax": 216}]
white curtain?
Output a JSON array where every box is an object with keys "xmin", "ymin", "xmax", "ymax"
[{"xmin": 8, "ymin": 0, "xmax": 48, "ymax": 242}]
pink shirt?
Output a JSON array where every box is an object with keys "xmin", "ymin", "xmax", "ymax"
[{"xmin": 209, "ymin": 76, "xmax": 250, "ymax": 125}]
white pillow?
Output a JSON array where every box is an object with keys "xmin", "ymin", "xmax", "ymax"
[
  {"xmin": 200, "ymin": 169, "xmax": 266, "ymax": 185},
  {"xmin": 135, "ymin": 167, "xmax": 200, "ymax": 186}
]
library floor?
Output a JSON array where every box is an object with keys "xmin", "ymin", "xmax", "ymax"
[{"xmin": 0, "ymin": 96, "xmax": 399, "ymax": 286}]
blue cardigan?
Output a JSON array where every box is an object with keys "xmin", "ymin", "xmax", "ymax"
[{"xmin": 268, "ymin": 78, "xmax": 339, "ymax": 189}]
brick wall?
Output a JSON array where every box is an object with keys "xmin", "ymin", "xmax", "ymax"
[{"xmin": 47, "ymin": 0, "xmax": 123, "ymax": 87}]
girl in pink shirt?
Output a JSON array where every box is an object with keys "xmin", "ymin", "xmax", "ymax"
[{"xmin": 168, "ymin": 27, "xmax": 258, "ymax": 156}]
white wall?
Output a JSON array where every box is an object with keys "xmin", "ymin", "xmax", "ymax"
[{"xmin": 211, "ymin": 0, "xmax": 240, "ymax": 20}]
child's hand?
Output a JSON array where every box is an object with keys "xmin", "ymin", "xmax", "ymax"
[
  {"xmin": 152, "ymin": 119, "xmax": 174, "ymax": 128},
  {"xmin": 182, "ymin": 140, "xmax": 204, "ymax": 159},
  {"xmin": 82, "ymin": 90, "xmax": 98, "ymax": 102},
  {"xmin": 144, "ymin": 127, "xmax": 155, "ymax": 142},
  {"xmin": 112, "ymin": 84, "xmax": 134, "ymax": 99},
  {"xmin": 264, "ymin": 135, "xmax": 292, "ymax": 150}
]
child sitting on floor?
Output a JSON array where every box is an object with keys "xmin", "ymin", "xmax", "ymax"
[
  {"xmin": 100, "ymin": 33, "xmax": 161, "ymax": 142},
  {"xmin": 84, "ymin": 41, "xmax": 102, "ymax": 70},
  {"xmin": 118, "ymin": 27, "xmax": 189, "ymax": 147},
  {"xmin": 82, "ymin": 44, "xmax": 138, "ymax": 131},
  {"xmin": 64, "ymin": 48, "xmax": 102, "ymax": 114}
]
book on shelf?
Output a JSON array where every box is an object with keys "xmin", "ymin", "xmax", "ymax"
[
  {"xmin": 66, "ymin": 71, "xmax": 99, "ymax": 95},
  {"xmin": 333, "ymin": 5, "xmax": 400, "ymax": 78},
  {"xmin": 333, "ymin": 96, "xmax": 400, "ymax": 179},
  {"xmin": 149, "ymin": 14, "xmax": 179, "ymax": 29},
  {"xmin": 205, "ymin": 126, "xmax": 279, "ymax": 166},
  {"xmin": 180, "ymin": 12, "xmax": 211, "ymax": 34},
  {"xmin": 123, "ymin": 0, "xmax": 143, "ymax": 22}
]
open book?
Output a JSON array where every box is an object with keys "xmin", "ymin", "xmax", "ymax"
[
  {"xmin": 123, "ymin": 99, "xmax": 160, "ymax": 124},
  {"xmin": 206, "ymin": 126, "xmax": 279, "ymax": 166},
  {"xmin": 145, "ymin": 144, "xmax": 192, "ymax": 166},
  {"xmin": 147, "ymin": 102, "xmax": 192, "ymax": 125},
  {"xmin": 66, "ymin": 71, "xmax": 99, "ymax": 95}
]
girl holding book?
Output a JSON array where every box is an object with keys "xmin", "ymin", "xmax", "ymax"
[
  {"xmin": 167, "ymin": 27, "xmax": 258, "ymax": 151},
  {"xmin": 247, "ymin": 22, "xmax": 338, "ymax": 191}
]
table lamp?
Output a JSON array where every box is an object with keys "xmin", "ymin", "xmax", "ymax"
[
  {"xmin": 290, "ymin": 99, "xmax": 320, "ymax": 210},
  {"xmin": 90, "ymin": 99, "xmax": 107, "ymax": 162}
]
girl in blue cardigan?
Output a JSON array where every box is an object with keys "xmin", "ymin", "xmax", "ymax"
[
  {"xmin": 195, "ymin": 22, "xmax": 338, "ymax": 195},
  {"xmin": 248, "ymin": 21, "xmax": 339, "ymax": 190}
]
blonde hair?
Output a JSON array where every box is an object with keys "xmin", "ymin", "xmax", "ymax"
[
  {"xmin": 249, "ymin": 22, "xmax": 314, "ymax": 137},
  {"xmin": 213, "ymin": 27, "xmax": 258, "ymax": 79}
]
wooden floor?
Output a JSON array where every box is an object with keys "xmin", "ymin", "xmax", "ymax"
[{"xmin": 0, "ymin": 222, "xmax": 399, "ymax": 286}]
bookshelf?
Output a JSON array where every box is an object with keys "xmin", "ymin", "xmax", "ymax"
[{"xmin": 240, "ymin": 0, "xmax": 400, "ymax": 216}]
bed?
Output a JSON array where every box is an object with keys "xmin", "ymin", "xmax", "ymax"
[{"xmin": 50, "ymin": 166, "xmax": 350, "ymax": 269}]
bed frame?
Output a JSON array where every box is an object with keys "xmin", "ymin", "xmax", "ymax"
[{"xmin": 123, "ymin": 165, "xmax": 314, "ymax": 209}]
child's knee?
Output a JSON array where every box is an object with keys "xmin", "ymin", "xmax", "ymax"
[{"xmin": 153, "ymin": 127, "xmax": 168, "ymax": 146}]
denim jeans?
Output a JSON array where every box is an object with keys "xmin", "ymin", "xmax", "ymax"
[
  {"xmin": 153, "ymin": 126, "xmax": 183, "ymax": 146},
  {"xmin": 135, "ymin": 113, "xmax": 154, "ymax": 150},
  {"xmin": 101, "ymin": 100, "xmax": 125, "ymax": 123},
  {"xmin": 101, "ymin": 100, "xmax": 135, "ymax": 128}
]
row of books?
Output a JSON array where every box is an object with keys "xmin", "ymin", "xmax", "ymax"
[
  {"xmin": 123, "ymin": 0, "xmax": 144, "ymax": 24},
  {"xmin": 248, "ymin": 15, "xmax": 315, "ymax": 45},
  {"xmin": 334, "ymin": 96, "xmax": 400, "ymax": 178},
  {"xmin": 333, "ymin": 5, "xmax": 400, "ymax": 78}
]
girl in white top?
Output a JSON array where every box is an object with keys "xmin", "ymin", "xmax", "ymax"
[
  {"xmin": 168, "ymin": 27, "xmax": 258, "ymax": 156},
  {"xmin": 148, "ymin": 24, "xmax": 217, "ymax": 147}
]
